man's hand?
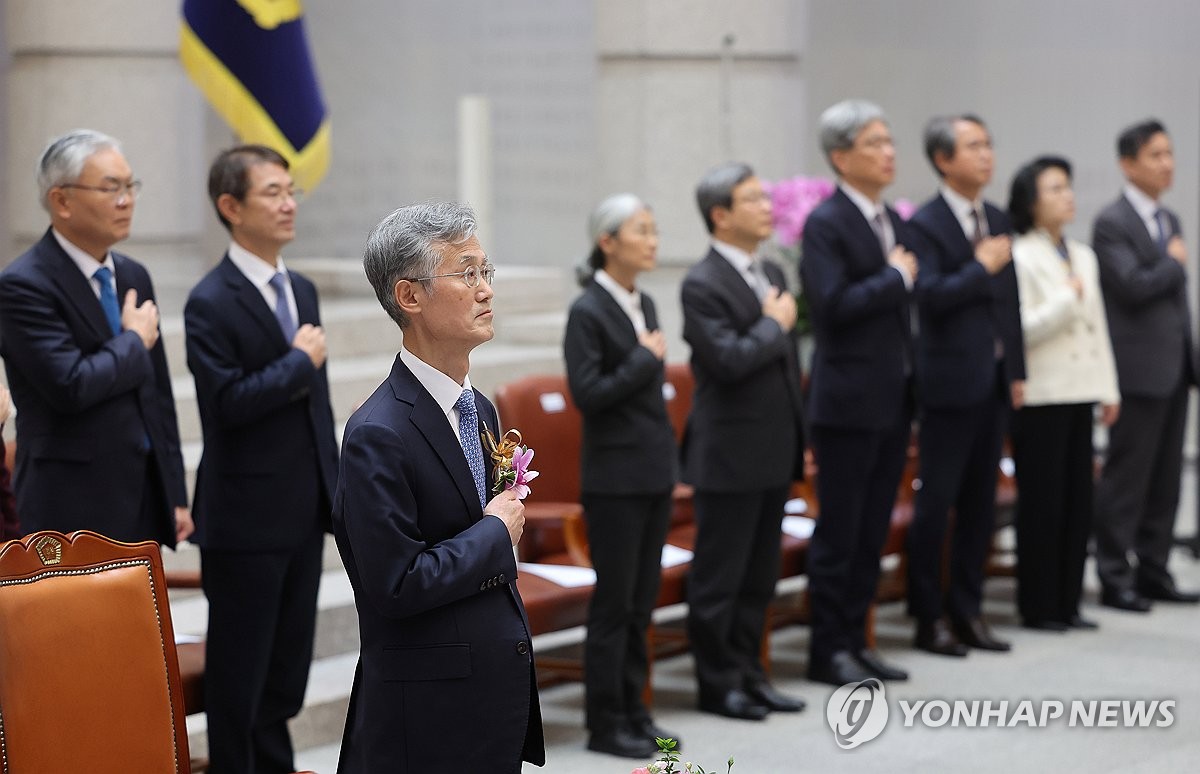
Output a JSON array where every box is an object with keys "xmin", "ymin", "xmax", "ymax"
[
  {"xmin": 1100, "ymin": 402, "xmax": 1120, "ymax": 427},
  {"xmin": 638, "ymin": 329, "xmax": 667, "ymax": 361},
  {"xmin": 485, "ymin": 489, "xmax": 525, "ymax": 546},
  {"xmin": 121, "ymin": 289, "xmax": 160, "ymax": 350},
  {"xmin": 975, "ymin": 235, "xmax": 1013, "ymax": 275},
  {"xmin": 762, "ymin": 287, "xmax": 798, "ymax": 331},
  {"xmin": 1010, "ymin": 379, "xmax": 1025, "ymax": 411},
  {"xmin": 292, "ymin": 324, "xmax": 328, "ymax": 368},
  {"xmin": 174, "ymin": 506, "xmax": 195, "ymax": 543},
  {"xmin": 1167, "ymin": 235, "xmax": 1188, "ymax": 266},
  {"xmin": 888, "ymin": 245, "xmax": 919, "ymax": 283}
]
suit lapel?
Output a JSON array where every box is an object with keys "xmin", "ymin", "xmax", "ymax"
[
  {"xmin": 390, "ymin": 359, "xmax": 485, "ymax": 520},
  {"xmin": 219, "ymin": 256, "xmax": 291, "ymax": 350},
  {"xmin": 707, "ymin": 249, "xmax": 761, "ymax": 316},
  {"xmin": 292, "ymin": 274, "xmax": 319, "ymax": 327},
  {"xmin": 1117, "ymin": 196, "xmax": 1161, "ymax": 258},
  {"xmin": 38, "ymin": 231, "xmax": 114, "ymax": 342},
  {"xmin": 589, "ymin": 281, "xmax": 640, "ymax": 343},
  {"xmin": 834, "ymin": 190, "xmax": 887, "ymax": 265}
]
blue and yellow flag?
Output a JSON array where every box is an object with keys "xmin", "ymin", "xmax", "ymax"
[{"xmin": 180, "ymin": 0, "xmax": 330, "ymax": 191}]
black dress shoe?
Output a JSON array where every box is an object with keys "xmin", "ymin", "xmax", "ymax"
[
  {"xmin": 809, "ymin": 649, "xmax": 875, "ymax": 686},
  {"xmin": 1064, "ymin": 614, "xmax": 1099, "ymax": 630},
  {"xmin": 1022, "ymin": 619, "xmax": 1069, "ymax": 632},
  {"xmin": 745, "ymin": 682, "xmax": 807, "ymax": 712},
  {"xmin": 1137, "ymin": 581, "xmax": 1200, "ymax": 604},
  {"xmin": 1101, "ymin": 587, "xmax": 1153, "ymax": 612},
  {"xmin": 587, "ymin": 725, "xmax": 660, "ymax": 759},
  {"xmin": 632, "ymin": 717, "xmax": 680, "ymax": 748},
  {"xmin": 915, "ymin": 619, "xmax": 968, "ymax": 657},
  {"xmin": 698, "ymin": 688, "xmax": 769, "ymax": 721},
  {"xmin": 951, "ymin": 616, "xmax": 1011, "ymax": 652},
  {"xmin": 856, "ymin": 648, "xmax": 909, "ymax": 681}
]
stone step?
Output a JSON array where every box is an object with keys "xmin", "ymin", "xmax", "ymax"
[{"xmin": 494, "ymin": 310, "xmax": 568, "ymax": 348}]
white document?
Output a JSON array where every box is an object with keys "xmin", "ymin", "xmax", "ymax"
[
  {"xmin": 660, "ymin": 543, "xmax": 694, "ymax": 568},
  {"xmin": 781, "ymin": 515, "xmax": 816, "ymax": 540},
  {"xmin": 517, "ymin": 561, "xmax": 597, "ymax": 588}
]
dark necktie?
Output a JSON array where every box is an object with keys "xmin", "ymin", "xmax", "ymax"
[
  {"xmin": 268, "ymin": 272, "xmax": 297, "ymax": 342},
  {"xmin": 970, "ymin": 208, "xmax": 984, "ymax": 246},
  {"xmin": 93, "ymin": 266, "xmax": 122, "ymax": 336},
  {"xmin": 455, "ymin": 389, "xmax": 488, "ymax": 508},
  {"xmin": 1155, "ymin": 209, "xmax": 1171, "ymax": 253},
  {"xmin": 871, "ymin": 211, "xmax": 891, "ymax": 257},
  {"xmin": 748, "ymin": 260, "xmax": 770, "ymax": 301}
]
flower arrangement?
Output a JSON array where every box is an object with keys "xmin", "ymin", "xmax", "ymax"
[
  {"xmin": 763, "ymin": 175, "xmax": 836, "ymax": 249},
  {"xmin": 482, "ymin": 427, "xmax": 539, "ymax": 499},
  {"xmin": 631, "ymin": 738, "xmax": 733, "ymax": 774}
]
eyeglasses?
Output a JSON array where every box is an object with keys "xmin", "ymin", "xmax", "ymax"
[
  {"xmin": 60, "ymin": 180, "xmax": 142, "ymax": 200},
  {"xmin": 251, "ymin": 186, "xmax": 304, "ymax": 204},
  {"xmin": 406, "ymin": 263, "xmax": 496, "ymax": 288}
]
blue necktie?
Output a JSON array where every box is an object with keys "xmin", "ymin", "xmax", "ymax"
[
  {"xmin": 268, "ymin": 272, "xmax": 298, "ymax": 341},
  {"xmin": 93, "ymin": 266, "xmax": 121, "ymax": 336},
  {"xmin": 455, "ymin": 389, "xmax": 488, "ymax": 508}
]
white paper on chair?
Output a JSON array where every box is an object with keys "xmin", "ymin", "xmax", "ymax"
[
  {"xmin": 517, "ymin": 562, "xmax": 597, "ymax": 588},
  {"xmin": 784, "ymin": 498, "xmax": 808, "ymax": 515},
  {"xmin": 175, "ymin": 633, "xmax": 204, "ymax": 645},
  {"xmin": 781, "ymin": 515, "xmax": 816, "ymax": 540},
  {"xmin": 660, "ymin": 543, "xmax": 694, "ymax": 568}
]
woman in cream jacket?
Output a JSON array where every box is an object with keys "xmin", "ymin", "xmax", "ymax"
[{"xmin": 1008, "ymin": 156, "xmax": 1119, "ymax": 631}]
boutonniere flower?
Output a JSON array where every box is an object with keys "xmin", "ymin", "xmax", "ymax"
[
  {"xmin": 481, "ymin": 427, "xmax": 539, "ymax": 499},
  {"xmin": 633, "ymin": 737, "xmax": 733, "ymax": 774}
]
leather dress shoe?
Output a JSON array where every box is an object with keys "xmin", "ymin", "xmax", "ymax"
[
  {"xmin": 746, "ymin": 682, "xmax": 806, "ymax": 712},
  {"xmin": 1101, "ymin": 587, "xmax": 1153, "ymax": 612},
  {"xmin": 915, "ymin": 619, "xmax": 968, "ymax": 657},
  {"xmin": 633, "ymin": 717, "xmax": 680, "ymax": 748},
  {"xmin": 809, "ymin": 649, "xmax": 875, "ymax": 686},
  {"xmin": 1137, "ymin": 581, "xmax": 1200, "ymax": 604},
  {"xmin": 1064, "ymin": 614, "xmax": 1099, "ymax": 630},
  {"xmin": 587, "ymin": 725, "xmax": 659, "ymax": 759},
  {"xmin": 951, "ymin": 616, "xmax": 1011, "ymax": 652},
  {"xmin": 1022, "ymin": 619, "xmax": 1068, "ymax": 632},
  {"xmin": 856, "ymin": 648, "xmax": 909, "ymax": 681},
  {"xmin": 698, "ymin": 688, "xmax": 769, "ymax": 721}
]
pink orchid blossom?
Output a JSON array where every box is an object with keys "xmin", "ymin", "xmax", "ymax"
[{"xmin": 507, "ymin": 446, "xmax": 539, "ymax": 500}]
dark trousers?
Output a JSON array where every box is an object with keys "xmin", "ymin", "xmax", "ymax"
[
  {"xmin": 1094, "ymin": 378, "xmax": 1189, "ymax": 593},
  {"xmin": 202, "ymin": 528, "xmax": 323, "ymax": 774},
  {"xmin": 908, "ymin": 380, "xmax": 1007, "ymax": 624},
  {"xmin": 581, "ymin": 491, "xmax": 671, "ymax": 732},
  {"xmin": 687, "ymin": 485, "xmax": 788, "ymax": 699},
  {"xmin": 808, "ymin": 413, "xmax": 911, "ymax": 667},
  {"xmin": 1011, "ymin": 403, "xmax": 1093, "ymax": 624}
]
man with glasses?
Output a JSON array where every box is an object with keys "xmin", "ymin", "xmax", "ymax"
[
  {"xmin": 682, "ymin": 162, "xmax": 806, "ymax": 720},
  {"xmin": 184, "ymin": 145, "xmax": 338, "ymax": 773},
  {"xmin": 332, "ymin": 202, "xmax": 543, "ymax": 772},
  {"xmin": 0, "ymin": 129, "xmax": 191, "ymax": 546}
]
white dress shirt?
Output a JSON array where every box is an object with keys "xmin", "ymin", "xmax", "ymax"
[
  {"xmin": 1123, "ymin": 183, "xmax": 1167, "ymax": 243},
  {"xmin": 399, "ymin": 347, "xmax": 476, "ymax": 444},
  {"xmin": 940, "ymin": 185, "xmax": 988, "ymax": 242},
  {"xmin": 53, "ymin": 228, "xmax": 115, "ymax": 299},
  {"xmin": 592, "ymin": 268, "xmax": 647, "ymax": 335}
]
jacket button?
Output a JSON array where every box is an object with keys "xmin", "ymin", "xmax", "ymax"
[
  {"xmin": 479, "ymin": 581, "xmax": 487, "ymax": 591},
  {"xmin": 516, "ymin": 641, "xmax": 529, "ymax": 655}
]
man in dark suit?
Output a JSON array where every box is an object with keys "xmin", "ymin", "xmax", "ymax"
[
  {"xmin": 801, "ymin": 100, "xmax": 916, "ymax": 686},
  {"xmin": 907, "ymin": 114, "xmax": 1026, "ymax": 655},
  {"xmin": 682, "ymin": 162, "xmax": 805, "ymax": 721},
  {"xmin": 0, "ymin": 129, "xmax": 190, "ymax": 546},
  {"xmin": 1093, "ymin": 119, "xmax": 1199, "ymax": 611},
  {"xmin": 184, "ymin": 145, "xmax": 339, "ymax": 773},
  {"xmin": 333, "ymin": 202, "xmax": 543, "ymax": 772}
]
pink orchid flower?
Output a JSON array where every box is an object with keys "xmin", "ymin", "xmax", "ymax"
[{"xmin": 508, "ymin": 446, "xmax": 539, "ymax": 500}]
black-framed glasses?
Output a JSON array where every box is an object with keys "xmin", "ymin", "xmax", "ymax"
[
  {"xmin": 60, "ymin": 180, "xmax": 142, "ymax": 200},
  {"xmin": 406, "ymin": 263, "xmax": 496, "ymax": 288}
]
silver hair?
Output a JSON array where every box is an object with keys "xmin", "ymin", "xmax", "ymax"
[
  {"xmin": 363, "ymin": 201, "xmax": 478, "ymax": 329},
  {"xmin": 923, "ymin": 114, "xmax": 987, "ymax": 177},
  {"xmin": 818, "ymin": 100, "xmax": 886, "ymax": 172},
  {"xmin": 37, "ymin": 129, "xmax": 122, "ymax": 211},
  {"xmin": 587, "ymin": 193, "xmax": 645, "ymax": 245}
]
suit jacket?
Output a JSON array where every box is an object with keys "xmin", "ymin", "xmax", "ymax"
[
  {"xmin": 1092, "ymin": 194, "xmax": 1195, "ymax": 398},
  {"xmin": 183, "ymin": 255, "xmax": 338, "ymax": 552},
  {"xmin": 680, "ymin": 248, "xmax": 804, "ymax": 491},
  {"xmin": 910, "ymin": 194, "xmax": 1026, "ymax": 408},
  {"xmin": 1011, "ymin": 231, "xmax": 1119, "ymax": 407},
  {"xmin": 800, "ymin": 188, "xmax": 913, "ymax": 430},
  {"xmin": 332, "ymin": 356, "xmax": 544, "ymax": 773},
  {"xmin": 563, "ymin": 280, "xmax": 676, "ymax": 495},
  {"xmin": 0, "ymin": 229, "xmax": 186, "ymax": 545}
]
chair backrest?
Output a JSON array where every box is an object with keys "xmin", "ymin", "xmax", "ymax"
[
  {"xmin": 662, "ymin": 362, "xmax": 694, "ymax": 444},
  {"xmin": 0, "ymin": 530, "xmax": 190, "ymax": 773},
  {"xmin": 493, "ymin": 373, "xmax": 582, "ymax": 505}
]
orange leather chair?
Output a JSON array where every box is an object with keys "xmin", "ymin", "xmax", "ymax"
[{"xmin": 0, "ymin": 530, "xmax": 313, "ymax": 774}]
